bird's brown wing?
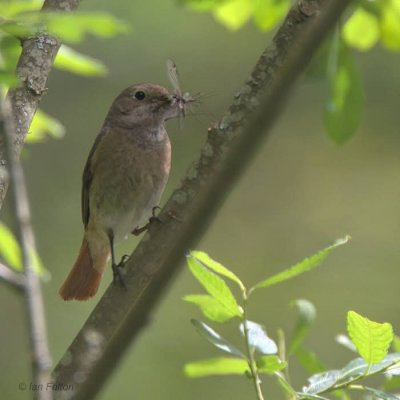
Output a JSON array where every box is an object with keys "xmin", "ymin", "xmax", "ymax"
[{"xmin": 81, "ymin": 126, "xmax": 109, "ymax": 227}]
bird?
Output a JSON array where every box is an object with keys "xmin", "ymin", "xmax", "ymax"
[{"xmin": 59, "ymin": 82, "xmax": 191, "ymax": 301}]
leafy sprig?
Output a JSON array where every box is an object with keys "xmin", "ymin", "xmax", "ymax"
[{"xmin": 183, "ymin": 237, "xmax": 400, "ymax": 399}]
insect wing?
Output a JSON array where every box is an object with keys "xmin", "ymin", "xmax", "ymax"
[
  {"xmin": 166, "ymin": 59, "xmax": 188, "ymax": 128},
  {"xmin": 166, "ymin": 59, "xmax": 182, "ymax": 97}
]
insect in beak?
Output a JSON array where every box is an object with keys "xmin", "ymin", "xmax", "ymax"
[{"xmin": 166, "ymin": 59, "xmax": 194, "ymax": 128}]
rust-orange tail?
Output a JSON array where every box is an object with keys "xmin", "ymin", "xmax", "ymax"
[{"xmin": 59, "ymin": 238, "xmax": 107, "ymax": 301}]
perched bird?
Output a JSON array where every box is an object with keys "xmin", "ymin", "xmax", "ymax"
[{"xmin": 59, "ymin": 82, "xmax": 191, "ymax": 301}]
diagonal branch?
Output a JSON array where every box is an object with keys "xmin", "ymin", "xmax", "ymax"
[
  {"xmin": 0, "ymin": 0, "xmax": 81, "ymax": 209},
  {"xmin": 52, "ymin": 0, "xmax": 350, "ymax": 399},
  {"xmin": 0, "ymin": 95, "xmax": 52, "ymax": 400}
]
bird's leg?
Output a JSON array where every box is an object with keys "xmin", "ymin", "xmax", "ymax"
[
  {"xmin": 107, "ymin": 230, "xmax": 126, "ymax": 288},
  {"xmin": 131, "ymin": 206, "xmax": 162, "ymax": 236}
]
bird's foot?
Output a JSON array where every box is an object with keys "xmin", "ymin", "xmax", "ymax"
[
  {"xmin": 131, "ymin": 206, "xmax": 162, "ymax": 236},
  {"xmin": 112, "ymin": 255, "xmax": 129, "ymax": 287}
]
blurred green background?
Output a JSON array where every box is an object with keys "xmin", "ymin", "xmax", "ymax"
[{"xmin": 1, "ymin": 0, "xmax": 400, "ymax": 399}]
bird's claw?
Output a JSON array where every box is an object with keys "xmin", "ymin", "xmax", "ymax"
[
  {"xmin": 112, "ymin": 255, "xmax": 129, "ymax": 288},
  {"xmin": 131, "ymin": 206, "xmax": 162, "ymax": 236}
]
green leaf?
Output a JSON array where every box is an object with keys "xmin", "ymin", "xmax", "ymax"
[
  {"xmin": 0, "ymin": 0, "xmax": 42, "ymax": 18},
  {"xmin": 44, "ymin": 12, "xmax": 128, "ymax": 43},
  {"xmin": 250, "ymin": 236, "xmax": 350, "ymax": 293},
  {"xmin": 16, "ymin": 11, "xmax": 128, "ymax": 43},
  {"xmin": 347, "ymin": 310, "xmax": 393, "ymax": 365},
  {"xmin": 27, "ymin": 109, "xmax": 65, "ymax": 143},
  {"xmin": 184, "ymin": 357, "xmax": 248, "ymax": 377},
  {"xmin": 339, "ymin": 354, "xmax": 400, "ymax": 381},
  {"xmin": 186, "ymin": 253, "xmax": 243, "ymax": 318},
  {"xmin": 342, "ymin": 7, "xmax": 379, "ymax": 50},
  {"xmin": 252, "ymin": 0, "xmax": 290, "ymax": 31},
  {"xmin": 191, "ymin": 319, "xmax": 244, "ymax": 357},
  {"xmin": 183, "ymin": 294, "xmax": 238, "ymax": 322},
  {"xmin": 54, "ymin": 45, "xmax": 107, "ymax": 76},
  {"xmin": 256, "ymin": 355, "xmax": 286, "ymax": 374},
  {"xmin": 0, "ymin": 222, "xmax": 22, "ymax": 270},
  {"xmin": 213, "ymin": 0, "xmax": 253, "ymax": 30},
  {"xmin": 303, "ymin": 370, "xmax": 341, "ymax": 395},
  {"xmin": 295, "ymin": 346, "xmax": 326, "ymax": 374},
  {"xmin": 0, "ymin": 222, "xmax": 49, "ymax": 279},
  {"xmin": 379, "ymin": 0, "xmax": 400, "ymax": 51},
  {"xmin": 189, "ymin": 250, "xmax": 244, "ymax": 289},
  {"xmin": 324, "ymin": 35, "xmax": 363, "ymax": 144},
  {"xmin": 288, "ymin": 299, "xmax": 316, "ymax": 355},
  {"xmin": 240, "ymin": 320, "xmax": 277, "ymax": 354},
  {"xmin": 362, "ymin": 387, "xmax": 400, "ymax": 400}
]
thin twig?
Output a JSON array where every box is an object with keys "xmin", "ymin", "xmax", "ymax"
[
  {"xmin": 0, "ymin": 0, "xmax": 81, "ymax": 209},
  {"xmin": 0, "ymin": 96, "xmax": 52, "ymax": 400},
  {"xmin": 0, "ymin": 261, "xmax": 26, "ymax": 290},
  {"xmin": 52, "ymin": 0, "xmax": 351, "ymax": 399},
  {"xmin": 242, "ymin": 295, "xmax": 265, "ymax": 400}
]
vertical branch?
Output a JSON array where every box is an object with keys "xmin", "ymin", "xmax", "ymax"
[
  {"xmin": 0, "ymin": 2, "xmax": 82, "ymax": 391},
  {"xmin": 0, "ymin": 97, "xmax": 52, "ymax": 400},
  {"xmin": 0, "ymin": 0, "xmax": 81, "ymax": 209}
]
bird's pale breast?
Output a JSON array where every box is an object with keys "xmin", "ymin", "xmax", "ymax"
[{"xmin": 87, "ymin": 126, "xmax": 171, "ymax": 242}]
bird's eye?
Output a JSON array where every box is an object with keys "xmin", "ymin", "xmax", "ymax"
[{"xmin": 134, "ymin": 91, "xmax": 145, "ymax": 100}]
